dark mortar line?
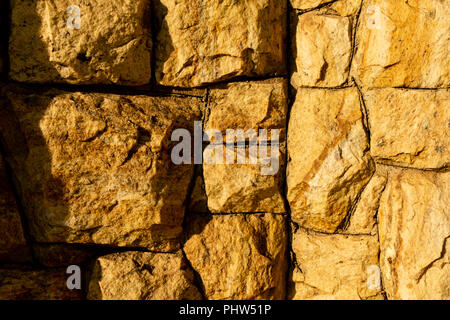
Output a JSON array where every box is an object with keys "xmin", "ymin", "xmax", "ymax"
[
  {"xmin": 5, "ymin": 80, "xmax": 206, "ymax": 99},
  {"xmin": 348, "ymin": 0, "xmax": 364, "ymax": 81},
  {"xmin": 372, "ymin": 86, "xmax": 450, "ymax": 91},
  {"xmin": 295, "ymin": 224, "xmax": 378, "ymax": 238},
  {"xmin": 294, "ymin": 0, "xmax": 339, "ymax": 15},
  {"xmin": 373, "ymin": 168, "xmax": 388, "ymax": 299},
  {"xmin": 295, "ymin": 84, "xmax": 356, "ymax": 90},
  {"xmin": 189, "ymin": 211, "xmax": 287, "ymax": 217},
  {"xmin": 180, "ymin": 74, "xmax": 289, "ymax": 90},
  {"xmin": 176, "ymin": 87, "xmax": 212, "ymax": 300},
  {"xmin": 355, "ymin": 79, "xmax": 371, "ymax": 146},
  {"xmin": 375, "ymin": 161, "xmax": 449, "ymax": 173},
  {"xmin": 283, "ymin": 0, "xmax": 295, "ymax": 301}
]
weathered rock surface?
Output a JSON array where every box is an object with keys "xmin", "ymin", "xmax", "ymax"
[
  {"xmin": 290, "ymin": 12, "xmax": 352, "ymax": 88},
  {"xmin": 378, "ymin": 168, "xmax": 450, "ymax": 300},
  {"xmin": 365, "ymin": 88, "xmax": 449, "ymax": 170},
  {"xmin": 9, "ymin": 0, "xmax": 151, "ymax": 85},
  {"xmin": 290, "ymin": 0, "xmax": 330, "ymax": 10},
  {"xmin": 88, "ymin": 251, "xmax": 202, "ymax": 300},
  {"xmin": 352, "ymin": 0, "xmax": 449, "ymax": 88},
  {"xmin": 287, "ymin": 88, "xmax": 374, "ymax": 233},
  {"xmin": 203, "ymin": 144, "xmax": 286, "ymax": 214},
  {"xmin": 154, "ymin": 0, "xmax": 287, "ymax": 87},
  {"xmin": 290, "ymin": 226, "xmax": 382, "ymax": 300},
  {"xmin": 0, "ymin": 268, "xmax": 82, "ymax": 300},
  {"xmin": 0, "ymin": 155, "xmax": 31, "ymax": 263},
  {"xmin": 342, "ymin": 170, "xmax": 387, "ymax": 235},
  {"xmin": 203, "ymin": 79, "xmax": 287, "ymax": 213},
  {"xmin": 0, "ymin": 86, "xmax": 202, "ymax": 251},
  {"xmin": 206, "ymin": 78, "xmax": 288, "ymax": 139},
  {"xmin": 184, "ymin": 213, "xmax": 288, "ymax": 300}
]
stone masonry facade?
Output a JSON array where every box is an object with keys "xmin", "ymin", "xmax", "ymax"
[{"xmin": 0, "ymin": 0, "xmax": 448, "ymax": 300}]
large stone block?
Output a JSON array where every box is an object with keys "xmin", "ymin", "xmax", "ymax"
[
  {"xmin": 290, "ymin": 226, "xmax": 382, "ymax": 300},
  {"xmin": 203, "ymin": 79, "xmax": 287, "ymax": 214},
  {"xmin": 0, "ymin": 155, "xmax": 31, "ymax": 263},
  {"xmin": 287, "ymin": 88, "xmax": 374, "ymax": 233},
  {"xmin": 365, "ymin": 88, "xmax": 449, "ymax": 170},
  {"xmin": 9, "ymin": 0, "xmax": 151, "ymax": 85},
  {"xmin": 378, "ymin": 168, "xmax": 450, "ymax": 300},
  {"xmin": 88, "ymin": 251, "xmax": 202, "ymax": 300},
  {"xmin": 184, "ymin": 213, "xmax": 288, "ymax": 300},
  {"xmin": 0, "ymin": 86, "xmax": 202, "ymax": 251},
  {"xmin": 154, "ymin": 0, "xmax": 287, "ymax": 87},
  {"xmin": 352, "ymin": 0, "xmax": 449, "ymax": 88},
  {"xmin": 290, "ymin": 12, "xmax": 352, "ymax": 88},
  {"xmin": 0, "ymin": 268, "xmax": 82, "ymax": 300}
]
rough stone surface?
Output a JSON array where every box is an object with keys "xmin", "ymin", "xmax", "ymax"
[
  {"xmin": 206, "ymin": 78, "xmax": 288, "ymax": 139},
  {"xmin": 0, "ymin": 155, "xmax": 31, "ymax": 263},
  {"xmin": 0, "ymin": 268, "xmax": 82, "ymax": 300},
  {"xmin": 287, "ymin": 88, "xmax": 374, "ymax": 233},
  {"xmin": 290, "ymin": 226, "xmax": 382, "ymax": 300},
  {"xmin": 352, "ymin": 0, "xmax": 449, "ymax": 88},
  {"xmin": 9, "ymin": 0, "xmax": 152, "ymax": 85},
  {"xmin": 154, "ymin": 0, "xmax": 287, "ymax": 87},
  {"xmin": 290, "ymin": 0, "xmax": 330, "ymax": 10},
  {"xmin": 290, "ymin": 12, "xmax": 352, "ymax": 88},
  {"xmin": 184, "ymin": 213, "xmax": 288, "ymax": 300},
  {"xmin": 203, "ymin": 144, "xmax": 286, "ymax": 214},
  {"xmin": 378, "ymin": 168, "xmax": 450, "ymax": 300},
  {"xmin": 342, "ymin": 170, "xmax": 387, "ymax": 235},
  {"xmin": 203, "ymin": 79, "xmax": 287, "ymax": 214},
  {"xmin": 88, "ymin": 251, "xmax": 202, "ymax": 300},
  {"xmin": 0, "ymin": 86, "xmax": 202, "ymax": 251},
  {"xmin": 365, "ymin": 88, "xmax": 449, "ymax": 170}
]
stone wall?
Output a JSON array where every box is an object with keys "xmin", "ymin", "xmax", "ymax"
[{"xmin": 0, "ymin": 0, "xmax": 448, "ymax": 300}]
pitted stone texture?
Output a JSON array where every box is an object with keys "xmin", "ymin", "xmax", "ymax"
[
  {"xmin": 0, "ymin": 155, "xmax": 31, "ymax": 263},
  {"xmin": 365, "ymin": 88, "xmax": 449, "ymax": 170},
  {"xmin": 184, "ymin": 213, "xmax": 288, "ymax": 300},
  {"xmin": 154, "ymin": 0, "xmax": 287, "ymax": 87},
  {"xmin": 88, "ymin": 251, "xmax": 202, "ymax": 300},
  {"xmin": 290, "ymin": 12, "xmax": 352, "ymax": 88},
  {"xmin": 9, "ymin": 0, "xmax": 151, "ymax": 85},
  {"xmin": 206, "ymin": 78, "xmax": 288, "ymax": 140},
  {"xmin": 0, "ymin": 268, "xmax": 82, "ymax": 300},
  {"xmin": 287, "ymin": 88, "xmax": 374, "ymax": 233},
  {"xmin": 352, "ymin": 0, "xmax": 449, "ymax": 88},
  {"xmin": 290, "ymin": 227, "xmax": 383, "ymax": 300},
  {"xmin": 0, "ymin": 86, "xmax": 202, "ymax": 251},
  {"xmin": 378, "ymin": 168, "xmax": 450, "ymax": 300}
]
